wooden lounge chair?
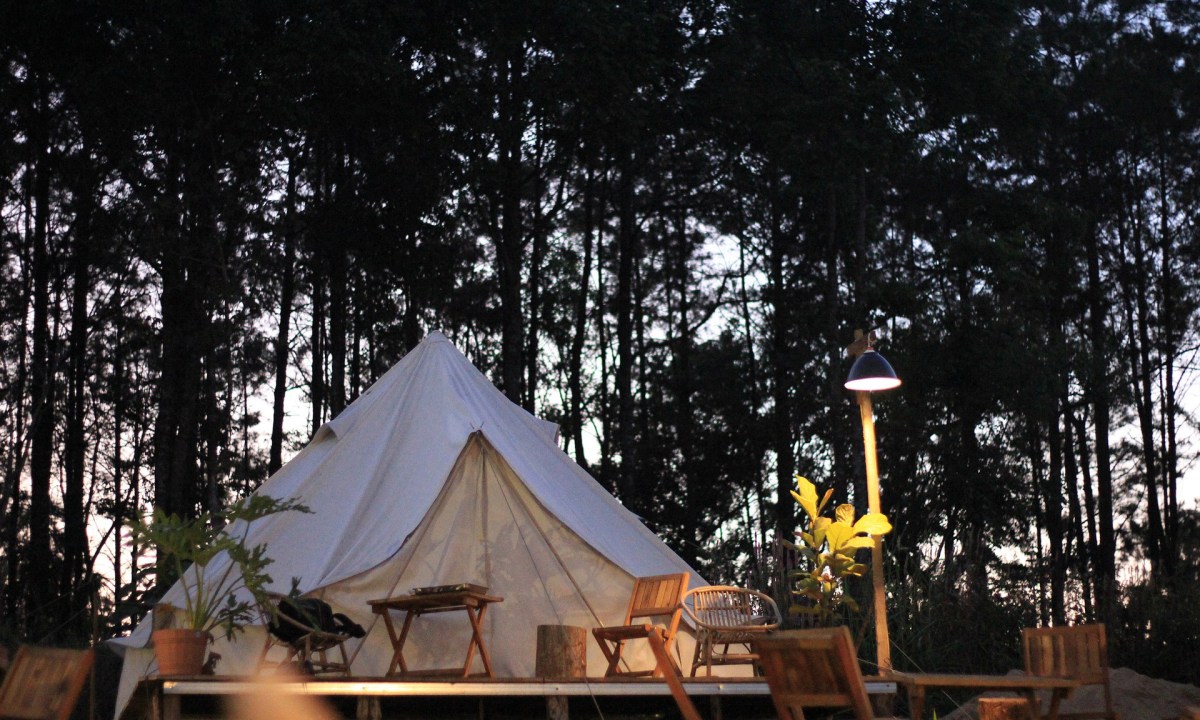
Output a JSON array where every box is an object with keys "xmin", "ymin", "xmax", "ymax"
[
  {"xmin": 754, "ymin": 627, "xmax": 878, "ymax": 720},
  {"xmin": 0, "ymin": 645, "xmax": 94, "ymax": 720},
  {"xmin": 1022, "ymin": 623, "xmax": 1117, "ymax": 720},
  {"xmin": 682, "ymin": 585, "xmax": 781, "ymax": 676},
  {"xmin": 258, "ymin": 593, "xmax": 358, "ymax": 676},
  {"xmin": 592, "ymin": 572, "xmax": 689, "ymax": 677}
]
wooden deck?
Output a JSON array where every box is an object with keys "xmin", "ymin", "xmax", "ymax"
[{"xmin": 133, "ymin": 676, "xmax": 899, "ymax": 719}]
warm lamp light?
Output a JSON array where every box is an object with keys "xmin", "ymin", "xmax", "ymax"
[{"xmin": 844, "ymin": 349, "xmax": 901, "ymax": 392}]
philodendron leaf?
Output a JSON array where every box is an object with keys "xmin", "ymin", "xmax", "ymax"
[
  {"xmin": 818, "ymin": 488, "xmax": 835, "ymax": 515},
  {"xmin": 824, "ymin": 522, "xmax": 855, "ymax": 553},
  {"xmin": 853, "ymin": 512, "xmax": 894, "ymax": 536},
  {"xmin": 812, "ymin": 517, "xmax": 831, "ymax": 548},
  {"xmin": 793, "ymin": 475, "xmax": 819, "ymax": 522}
]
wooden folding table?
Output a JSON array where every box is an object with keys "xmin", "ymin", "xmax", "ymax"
[
  {"xmin": 368, "ymin": 589, "xmax": 503, "ymax": 678},
  {"xmin": 891, "ymin": 671, "xmax": 1079, "ymax": 720}
]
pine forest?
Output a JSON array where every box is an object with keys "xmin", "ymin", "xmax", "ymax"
[{"xmin": 2, "ymin": 0, "xmax": 1199, "ymax": 685}]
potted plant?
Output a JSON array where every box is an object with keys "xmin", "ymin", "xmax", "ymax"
[
  {"xmin": 784, "ymin": 474, "xmax": 892, "ymax": 627},
  {"xmin": 128, "ymin": 494, "xmax": 308, "ymax": 675}
]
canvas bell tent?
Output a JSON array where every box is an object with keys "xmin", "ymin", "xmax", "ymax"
[{"xmin": 112, "ymin": 332, "xmax": 707, "ymax": 716}]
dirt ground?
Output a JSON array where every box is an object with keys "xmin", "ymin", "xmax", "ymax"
[{"xmin": 942, "ymin": 667, "xmax": 1200, "ymax": 720}]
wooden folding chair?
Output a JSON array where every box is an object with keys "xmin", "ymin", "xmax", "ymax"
[
  {"xmin": 1022, "ymin": 623, "xmax": 1118, "ymax": 720},
  {"xmin": 592, "ymin": 573, "xmax": 689, "ymax": 677},
  {"xmin": 754, "ymin": 627, "xmax": 877, "ymax": 720},
  {"xmin": 0, "ymin": 645, "xmax": 94, "ymax": 720}
]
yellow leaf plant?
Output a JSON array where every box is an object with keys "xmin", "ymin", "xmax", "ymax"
[{"xmin": 783, "ymin": 474, "xmax": 893, "ymax": 625}]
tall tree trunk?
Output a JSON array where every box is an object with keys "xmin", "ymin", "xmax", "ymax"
[
  {"xmin": 673, "ymin": 211, "xmax": 698, "ymax": 570},
  {"xmin": 496, "ymin": 41, "xmax": 527, "ymax": 403},
  {"xmin": 596, "ymin": 211, "xmax": 613, "ymax": 491},
  {"xmin": 615, "ymin": 161, "xmax": 638, "ymax": 508},
  {"xmin": 310, "ymin": 272, "xmax": 326, "ymax": 435},
  {"xmin": 768, "ymin": 190, "xmax": 794, "ymax": 547},
  {"xmin": 328, "ymin": 151, "xmax": 348, "ymax": 419},
  {"xmin": 1046, "ymin": 408, "xmax": 1066, "ymax": 624},
  {"xmin": 1084, "ymin": 221, "xmax": 1117, "ymax": 624},
  {"xmin": 635, "ymin": 260, "xmax": 651, "ymax": 510},
  {"xmin": 202, "ymin": 350, "xmax": 219, "ymax": 515},
  {"xmin": 154, "ymin": 150, "xmax": 208, "ymax": 522},
  {"xmin": 1156, "ymin": 152, "xmax": 1179, "ymax": 574},
  {"xmin": 328, "ymin": 248, "xmax": 347, "ymax": 418},
  {"xmin": 568, "ymin": 166, "xmax": 595, "ymax": 468},
  {"xmin": 1063, "ymin": 400, "xmax": 1093, "ymax": 618},
  {"xmin": 27, "ymin": 81, "xmax": 56, "ymax": 635},
  {"xmin": 1032, "ymin": 461, "xmax": 1047, "ymax": 627},
  {"xmin": 350, "ymin": 276, "xmax": 363, "ymax": 402},
  {"xmin": 1124, "ymin": 215, "xmax": 1164, "ymax": 577},
  {"xmin": 62, "ymin": 178, "xmax": 95, "ymax": 633},
  {"xmin": 824, "ymin": 187, "xmax": 851, "ymax": 505},
  {"xmin": 269, "ymin": 150, "xmax": 299, "ymax": 475},
  {"xmin": 848, "ymin": 174, "xmax": 868, "ymax": 512},
  {"xmin": 6, "ymin": 220, "xmax": 33, "ymax": 622},
  {"xmin": 736, "ymin": 234, "xmax": 766, "ymax": 553},
  {"xmin": 111, "ymin": 332, "xmax": 126, "ymax": 623},
  {"xmin": 524, "ymin": 165, "xmax": 546, "ymax": 414}
]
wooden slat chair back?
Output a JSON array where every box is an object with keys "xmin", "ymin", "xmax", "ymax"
[
  {"xmin": 626, "ymin": 573, "xmax": 689, "ymax": 622},
  {"xmin": 683, "ymin": 585, "xmax": 782, "ymax": 676},
  {"xmin": 1022, "ymin": 624, "xmax": 1117, "ymax": 720},
  {"xmin": 754, "ymin": 627, "xmax": 876, "ymax": 720},
  {"xmin": 258, "ymin": 593, "xmax": 354, "ymax": 676},
  {"xmin": 0, "ymin": 646, "xmax": 94, "ymax": 720},
  {"xmin": 592, "ymin": 573, "xmax": 689, "ymax": 677}
]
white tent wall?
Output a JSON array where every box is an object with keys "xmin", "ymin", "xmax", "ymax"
[{"xmin": 325, "ymin": 433, "xmax": 684, "ymax": 677}]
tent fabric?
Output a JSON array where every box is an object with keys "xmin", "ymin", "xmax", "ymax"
[{"xmin": 112, "ymin": 332, "xmax": 713, "ymax": 719}]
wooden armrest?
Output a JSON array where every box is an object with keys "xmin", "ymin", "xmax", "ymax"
[{"xmin": 593, "ymin": 623, "xmax": 662, "ymax": 641}]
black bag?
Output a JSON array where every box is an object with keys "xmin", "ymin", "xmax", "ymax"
[{"xmin": 269, "ymin": 597, "xmax": 365, "ymax": 643}]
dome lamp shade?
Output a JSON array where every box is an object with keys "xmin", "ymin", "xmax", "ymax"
[{"xmin": 844, "ymin": 349, "xmax": 901, "ymax": 392}]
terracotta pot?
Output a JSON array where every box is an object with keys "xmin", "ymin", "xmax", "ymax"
[{"xmin": 152, "ymin": 628, "xmax": 211, "ymax": 676}]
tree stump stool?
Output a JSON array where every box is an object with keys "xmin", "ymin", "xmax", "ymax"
[
  {"xmin": 979, "ymin": 696, "xmax": 1035, "ymax": 720},
  {"xmin": 535, "ymin": 625, "xmax": 586, "ymax": 720}
]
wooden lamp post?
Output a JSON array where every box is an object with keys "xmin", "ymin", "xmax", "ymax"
[{"xmin": 845, "ymin": 329, "xmax": 901, "ymax": 673}]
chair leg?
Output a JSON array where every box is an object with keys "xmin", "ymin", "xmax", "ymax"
[
  {"xmin": 653, "ymin": 630, "xmax": 684, "ymax": 679},
  {"xmin": 610, "ymin": 640, "xmax": 625, "ymax": 676},
  {"xmin": 338, "ymin": 643, "xmax": 351, "ymax": 676},
  {"xmin": 646, "ymin": 630, "xmax": 701, "ymax": 720},
  {"xmin": 257, "ymin": 637, "xmax": 275, "ymax": 674},
  {"xmin": 597, "ymin": 638, "xmax": 624, "ymax": 677}
]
